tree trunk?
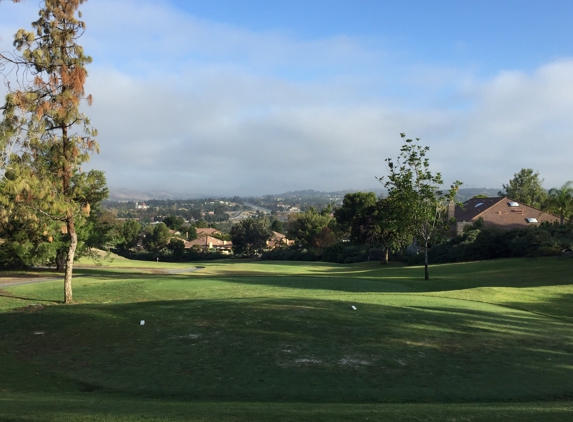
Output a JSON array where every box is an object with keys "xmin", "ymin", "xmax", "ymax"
[
  {"xmin": 56, "ymin": 252, "xmax": 66, "ymax": 271},
  {"xmin": 384, "ymin": 247, "xmax": 389, "ymax": 265},
  {"xmin": 424, "ymin": 244, "xmax": 429, "ymax": 280},
  {"xmin": 64, "ymin": 216, "xmax": 77, "ymax": 304}
]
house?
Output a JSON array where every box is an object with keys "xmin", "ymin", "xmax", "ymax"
[
  {"xmin": 452, "ymin": 197, "xmax": 560, "ymax": 235},
  {"xmin": 195, "ymin": 228, "xmax": 222, "ymax": 238},
  {"xmin": 185, "ymin": 236, "xmax": 233, "ymax": 254},
  {"xmin": 265, "ymin": 231, "xmax": 295, "ymax": 249}
]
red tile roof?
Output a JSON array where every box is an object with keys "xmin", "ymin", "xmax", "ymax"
[
  {"xmin": 185, "ymin": 236, "xmax": 233, "ymax": 249},
  {"xmin": 455, "ymin": 197, "xmax": 559, "ymax": 230}
]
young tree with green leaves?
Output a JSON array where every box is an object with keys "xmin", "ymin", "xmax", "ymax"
[
  {"xmin": 380, "ymin": 134, "xmax": 461, "ymax": 280},
  {"xmin": 498, "ymin": 168, "xmax": 547, "ymax": 209},
  {"xmin": 0, "ymin": 0, "xmax": 99, "ymax": 303}
]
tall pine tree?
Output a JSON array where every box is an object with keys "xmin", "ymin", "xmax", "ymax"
[{"xmin": 0, "ymin": 0, "xmax": 99, "ymax": 303}]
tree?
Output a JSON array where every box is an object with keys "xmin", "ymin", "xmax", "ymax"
[
  {"xmin": 334, "ymin": 192, "xmax": 377, "ymax": 241},
  {"xmin": 230, "ymin": 218, "xmax": 272, "ymax": 256},
  {"xmin": 186, "ymin": 225, "xmax": 198, "ymax": 240},
  {"xmin": 546, "ymin": 181, "xmax": 573, "ymax": 225},
  {"xmin": 167, "ymin": 237, "xmax": 185, "ymax": 260},
  {"xmin": 194, "ymin": 219, "xmax": 209, "ymax": 229},
  {"xmin": 163, "ymin": 215, "xmax": 184, "ymax": 231},
  {"xmin": 270, "ymin": 219, "xmax": 284, "ymax": 234},
  {"xmin": 362, "ymin": 197, "xmax": 414, "ymax": 265},
  {"xmin": 380, "ymin": 134, "xmax": 461, "ymax": 279},
  {"xmin": 0, "ymin": 169, "xmax": 107, "ymax": 269},
  {"xmin": 0, "ymin": 201, "xmax": 58, "ymax": 269},
  {"xmin": 143, "ymin": 223, "xmax": 171, "ymax": 254},
  {"xmin": 83, "ymin": 209, "xmax": 121, "ymax": 251},
  {"xmin": 0, "ymin": 0, "xmax": 98, "ymax": 303},
  {"xmin": 499, "ymin": 168, "xmax": 547, "ymax": 209},
  {"xmin": 119, "ymin": 219, "xmax": 142, "ymax": 251},
  {"xmin": 288, "ymin": 207, "xmax": 334, "ymax": 249}
]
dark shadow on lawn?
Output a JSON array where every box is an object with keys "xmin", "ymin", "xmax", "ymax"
[
  {"xmin": 71, "ymin": 256, "xmax": 573, "ymax": 295},
  {"xmin": 215, "ymin": 274, "xmax": 415, "ymax": 293},
  {"xmin": 1, "ymin": 297, "xmax": 572, "ymax": 403},
  {"xmin": 213, "ymin": 257, "xmax": 573, "ymax": 293},
  {"xmin": 503, "ymin": 293, "xmax": 573, "ymax": 322},
  {"xmin": 0, "ymin": 289, "xmax": 62, "ymax": 304}
]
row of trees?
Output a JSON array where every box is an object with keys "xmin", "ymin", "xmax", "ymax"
[{"xmin": 250, "ymin": 134, "xmax": 463, "ymax": 280}]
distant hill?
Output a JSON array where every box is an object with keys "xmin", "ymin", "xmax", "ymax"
[
  {"xmin": 107, "ymin": 188, "xmax": 208, "ymax": 202},
  {"xmin": 272, "ymin": 188, "xmax": 386, "ymax": 199},
  {"xmin": 108, "ymin": 187, "xmax": 502, "ymax": 202},
  {"xmin": 455, "ymin": 188, "xmax": 502, "ymax": 202},
  {"xmin": 272, "ymin": 187, "xmax": 501, "ymax": 202}
]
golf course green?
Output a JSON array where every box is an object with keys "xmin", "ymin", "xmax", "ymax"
[{"xmin": 1, "ymin": 256, "xmax": 572, "ymax": 421}]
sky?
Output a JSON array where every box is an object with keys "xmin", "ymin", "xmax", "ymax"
[{"xmin": 1, "ymin": 0, "xmax": 573, "ymax": 196}]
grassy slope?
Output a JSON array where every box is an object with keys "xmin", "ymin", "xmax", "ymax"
[{"xmin": 0, "ymin": 256, "xmax": 572, "ymax": 421}]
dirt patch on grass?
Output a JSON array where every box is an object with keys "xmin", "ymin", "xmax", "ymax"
[
  {"xmin": 0, "ymin": 274, "xmax": 57, "ymax": 284},
  {"xmin": 13, "ymin": 304, "xmax": 45, "ymax": 313},
  {"xmin": 338, "ymin": 357, "xmax": 371, "ymax": 366}
]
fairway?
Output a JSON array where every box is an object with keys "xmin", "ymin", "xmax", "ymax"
[{"xmin": 1, "ymin": 256, "xmax": 573, "ymax": 421}]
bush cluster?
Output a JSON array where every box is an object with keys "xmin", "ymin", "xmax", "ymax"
[
  {"xmin": 407, "ymin": 222, "xmax": 573, "ymax": 265},
  {"xmin": 261, "ymin": 223, "xmax": 573, "ymax": 266},
  {"xmin": 261, "ymin": 243, "xmax": 379, "ymax": 264},
  {"xmin": 260, "ymin": 248, "xmax": 321, "ymax": 262},
  {"xmin": 113, "ymin": 248, "xmax": 230, "ymax": 263}
]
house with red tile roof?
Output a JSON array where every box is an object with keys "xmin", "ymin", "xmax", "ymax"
[
  {"xmin": 196, "ymin": 228, "xmax": 222, "ymax": 238},
  {"xmin": 452, "ymin": 197, "xmax": 560, "ymax": 235},
  {"xmin": 265, "ymin": 231, "xmax": 295, "ymax": 249},
  {"xmin": 185, "ymin": 235, "xmax": 233, "ymax": 253}
]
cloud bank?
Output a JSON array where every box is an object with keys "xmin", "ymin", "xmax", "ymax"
[{"xmin": 1, "ymin": 0, "xmax": 572, "ymax": 196}]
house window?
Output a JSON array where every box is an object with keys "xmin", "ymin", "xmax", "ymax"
[
  {"xmin": 508, "ymin": 201, "xmax": 519, "ymax": 207},
  {"xmin": 526, "ymin": 218, "xmax": 538, "ymax": 223}
]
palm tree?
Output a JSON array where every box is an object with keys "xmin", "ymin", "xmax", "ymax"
[{"xmin": 547, "ymin": 181, "xmax": 573, "ymax": 225}]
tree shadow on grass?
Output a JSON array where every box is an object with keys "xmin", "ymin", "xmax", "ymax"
[
  {"xmin": 502, "ymin": 292, "xmax": 573, "ymax": 322},
  {"xmin": 1, "ymin": 296, "xmax": 572, "ymax": 404},
  {"xmin": 213, "ymin": 256, "xmax": 573, "ymax": 293},
  {"xmin": 0, "ymin": 289, "xmax": 62, "ymax": 304}
]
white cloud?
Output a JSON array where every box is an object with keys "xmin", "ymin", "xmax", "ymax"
[{"xmin": 2, "ymin": 0, "xmax": 573, "ymax": 196}]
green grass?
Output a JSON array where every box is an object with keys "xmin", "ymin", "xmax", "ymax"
[{"xmin": 1, "ymin": 256, "xmax": 573, "ymax": 420}]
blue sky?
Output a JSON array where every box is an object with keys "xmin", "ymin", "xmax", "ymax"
[
  {"xmin": 171, "ymin": 0, "xmax": 573, "ymax": 73},
  {"xmin": 1, "ymin": 0, "xmax": 573, "ymax": 196}
]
